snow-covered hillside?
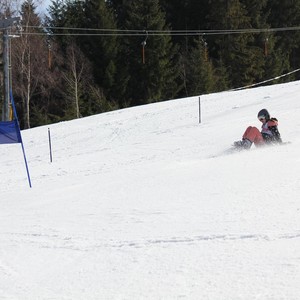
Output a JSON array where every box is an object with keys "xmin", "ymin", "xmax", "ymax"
[{"xmin": 1, "ymin": 81, "xmax": 300, "ymax": 299}]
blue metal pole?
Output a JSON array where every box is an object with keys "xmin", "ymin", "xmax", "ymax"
[
  {"xmin": 199, "ymin": 96, "xmax": 201, "ymax": 124},
  {"xmin": 10, "ymin": 90, "xmax": 32, "ymax": 188},
  {"xmin": 48, "ymin": 128, "xmax": 53, "ymax": 163},
  {"xmin": 20, "ymin": 140, "xmax": 32, "ymax": 188}
]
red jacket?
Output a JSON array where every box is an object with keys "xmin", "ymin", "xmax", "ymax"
[{"xmin": 261, "ymin": 118, "xmax": 282, "ymax": 143}]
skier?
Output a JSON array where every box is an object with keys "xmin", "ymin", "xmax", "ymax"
[{"xmin": 233, "ymin": 109, "xmax": 282, "ymax": 150}]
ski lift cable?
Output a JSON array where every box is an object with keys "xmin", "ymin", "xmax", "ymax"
[
  {"xmin": 230, "ymin": 68, "xmax": 300, "ymax": 92},
  {"xmin": 19, "ymin": 25, "xmax": 300, "ymax": 37}
]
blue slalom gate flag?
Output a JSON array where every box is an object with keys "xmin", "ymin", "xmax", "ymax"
[
  {"xmin": 0, "ymin": 119, "xmax": 22, "ymax": 144},
  {"xmin": 0, "ymin": 91, "xmax": 32, "ymax": 188}
]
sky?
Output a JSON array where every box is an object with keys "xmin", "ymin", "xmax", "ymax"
[
  {"xmin": 35, "ymin": 0, "xmax": 51, "ymax": 15},
  {"xmin": 0, "ymin": 81, "xmax": 300, "ymax": 299}
]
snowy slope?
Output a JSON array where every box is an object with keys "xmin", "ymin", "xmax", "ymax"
[{"xmin": 1, "ymin": 81, "xmax": 300, "ymax": 299}]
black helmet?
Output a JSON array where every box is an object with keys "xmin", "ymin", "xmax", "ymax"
[{"xmin": 257, "ymin": 109, "xmax": 270, "ymax": 121}]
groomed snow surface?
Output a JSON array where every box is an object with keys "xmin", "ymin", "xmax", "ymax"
[{"xmin": 1, "ymin": 81, "xmax": 300, "ymax": 299}]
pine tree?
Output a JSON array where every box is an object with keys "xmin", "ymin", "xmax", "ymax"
[
  {"xmin": 160, "ymin": 0, "xmax": 191, "ymax": 56},
  {"xmin": 47, "ymin": 0, "xmax": 120, "ymax": 116},
  {"xmin": 240, "ymin": 0, "xmax": 285, "ymax": 83},
  {"xmin": 106, "ymin": 0, "xmax": 126, "ymax": 26},
  {"xmin": 78, "ymin": 0, "xmax": 119, "ymax": 101},
  {"xmin": 266, "ymin": 0, "xmax": 300, "ymax": 75},
  {"xmin": 119, "ymin": 0, "xmax": 180, "ymax": 106},
  {"xmin": 186, "ymin": 0, "xmax": 210, "ymax": 30},
  {"xmin": 206, "ymin": 0, "xmax": 264, "ymax": 88},
  {"xmin": 160, "ymin": 0, "xmax": 189, "ymax": 31},
  {"xmin": 183, "ymin": 38, "xmax": 216, "ymax": 96},
  {"xmin": 47, "ymin": 0, "xmax": 66, "ymax": 29}
]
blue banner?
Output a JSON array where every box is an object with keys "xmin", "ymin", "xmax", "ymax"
[
  {"xmin": 1, "ymin": 91, "xmax": 32, "ymax": 187},
  {"xmin": 0, "ymin": 119, "xmax": 22, "ymax": 144}
]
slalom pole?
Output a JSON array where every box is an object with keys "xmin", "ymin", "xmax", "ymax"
[
  {"xmin": 199, "ymin": 96, "xmax": 201, "ymax": 124},
  {"xmin": 20, "ymin": 139, "xmax": 32, "ymax": 188},
  {"xmin": 48, "ymin": 128, "xmax": 53, "ymax": 163},
  {"xmin": 142, "ymin": 44, "xmax": 145, "ymax": 64},
  {"xmin": 10, "ymin": 90, "xmax": 32, "ymax": 188}
]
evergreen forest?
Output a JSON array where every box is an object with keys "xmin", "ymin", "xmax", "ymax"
[{"xmin": 1, "ymin": 0, "xmax": 300, "ymax": 129}]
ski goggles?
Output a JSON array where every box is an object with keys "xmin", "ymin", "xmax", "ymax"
[{"xmin": 258, "ymin": 116, "xmax": 266, "ymax": 121}]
